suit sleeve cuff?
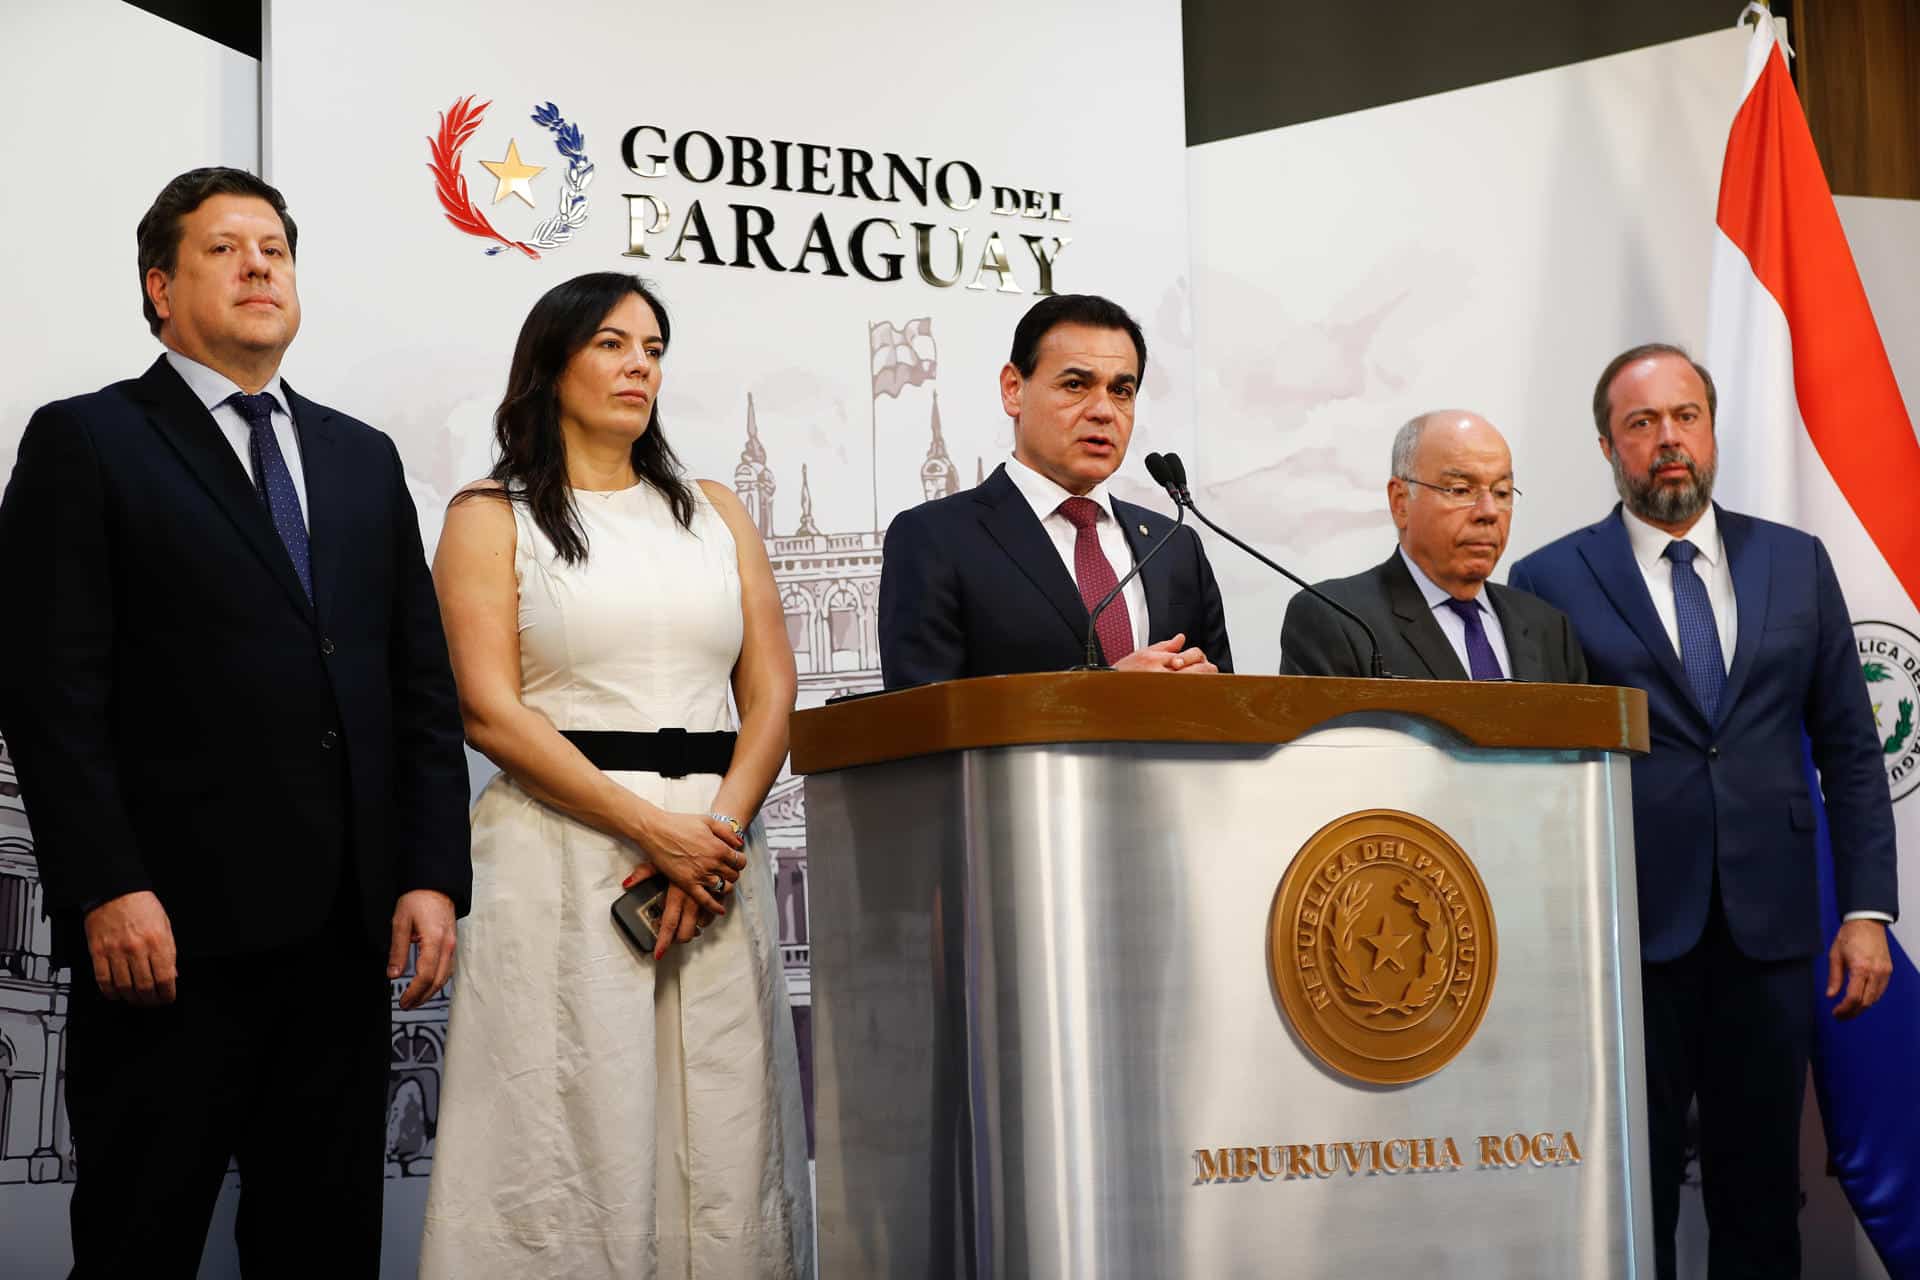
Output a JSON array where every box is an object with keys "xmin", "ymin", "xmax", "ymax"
[{"xmin": 1842, "ymin": 910, "xmax": 1895, "ymax": 924}]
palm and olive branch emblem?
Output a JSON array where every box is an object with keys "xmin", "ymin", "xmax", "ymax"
[
  {"xmin": 1272, "ymin": 810, "xmax": 1499, "ymax": 1085},
  {"xmin": 1863, "ymin": 659, "xmax": 1915, "ymax": 755},
  {"xmin": 1326, "ymin": 876, "xmax": 1452, "ymax": 1017},
  {"xmin": 428, "ymin": 97, "xmax": 593, "ymax": 260}
]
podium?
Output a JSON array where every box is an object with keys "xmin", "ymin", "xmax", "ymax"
[{"xmin": 791, "ymin": 673, "xmax": 1653, "ymax": 1278}]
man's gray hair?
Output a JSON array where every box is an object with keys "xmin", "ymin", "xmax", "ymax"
[{"xmin": 1391, "ymin": 413, "xmax": 1430, "ymax": 481}]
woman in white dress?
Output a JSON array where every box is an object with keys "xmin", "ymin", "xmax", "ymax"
[{"xmin": 419, "ymin": 273, "xmax": 812, "ymax": 1277}]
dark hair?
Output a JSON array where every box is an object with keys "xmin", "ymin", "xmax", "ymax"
[
  {"xmin": 137, "ymin": 167, "xmax": 297, "ymax": 337},
  {"xmin": 1592, "ymin": 342, "xmax": 1717, "ymax": 439},
  {"xmin": 1008, "ymin": 293, "xmax": 1148, "ymax": 383},
  {"xmin": 467, "ymin": 273, "xmax": 694, "ymax": 564}
]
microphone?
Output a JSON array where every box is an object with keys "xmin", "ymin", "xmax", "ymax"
[
  {"xmin": 1157, "ymin": 452, "xmax": 1392, "ymax": 678},
  {"xmin": 1074, "ymin": 453, "xmax": 1190, "ymax": 669},
  {"xmin": 1157, "ymin": 451, "xmax": 1192, "ymax": 503}
]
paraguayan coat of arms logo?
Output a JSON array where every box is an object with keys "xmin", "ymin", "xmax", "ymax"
[
  {"xmin": 428, "ymin": 96, "xmax": 594, "ymax": 259},
  {"xmin": 1856, "ymin": 620, "xmax": 1920, "ymax": 802},
  {"xmin": 1269, "ymin": 809, "xmax": 1499, "ymax": 1086}
]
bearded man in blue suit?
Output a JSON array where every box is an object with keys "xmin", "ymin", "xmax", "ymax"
[{"xmin": 1508, "ymin": 343, "xmax": 1897, "ymax": 1280}]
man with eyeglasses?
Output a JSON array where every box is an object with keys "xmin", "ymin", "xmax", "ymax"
[
  {"xmin": 1280, "ymin": 409, "xmax": 1588, "ymax": 682},
  {"xmin": 1508, "ymin": 344, "xmax": 1895, "ymax": 1280}
]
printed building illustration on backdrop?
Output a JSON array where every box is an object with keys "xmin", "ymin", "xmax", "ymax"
[
  {"xmin": 0, "ymin": 381, "xmax": 962, "ymax": 1179},
  {"xmin": 0, "ymin": 735, "xmax": 70, "ymax": 1187},
  {"xmin": 747, "ymin": 386, "xmax": 959, "ymax": 1146}
]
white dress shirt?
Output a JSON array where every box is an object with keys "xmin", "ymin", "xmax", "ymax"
[
  {"xmin": 1621, "ymin": 504, "xmax": 1734, "ymax": 672},
  {"xmin": 1003, "ymin": 455, "xmax": 1150, "ymax": 654},
  {"xmin": 164, "ymin": 350, "xmax": 309, "ymax": 530},
  {"xmin": 1399, "ymin": 547, "xmax": 1514, "ymax": 679},
  {"xmin": 1621, "ymin": 505, "xmax": 1887, "ymax": 924}
]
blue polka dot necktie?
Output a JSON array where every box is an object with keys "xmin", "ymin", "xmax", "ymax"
[
  {"xmin": 1663, "ymin": 539, "xmax": 1725, "ymax": 719},
  {"xmin": 1441, "ymin": 596, "xmax": 1505, "ymax": 680},
  {"xmin": 225, "ymin": 391, "xmax": 312, "ymax": 601}
]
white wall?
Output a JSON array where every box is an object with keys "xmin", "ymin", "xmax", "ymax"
[{"xmin": 0, "ymin": 0, "xmax": 258, "ymax": 470}]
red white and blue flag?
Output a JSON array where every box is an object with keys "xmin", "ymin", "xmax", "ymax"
[{"xmin": 1705, "ymin": 8, "xmax": 1920, "ymax": 1273}]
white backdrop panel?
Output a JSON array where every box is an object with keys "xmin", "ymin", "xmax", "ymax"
[
  {"xmin": 264, "ymin": 0, "xmax": 1197, "ymax": 547},
  {"xmin": 1186, "ymin": 29, "xmax": 1751, "ymax": 674}
]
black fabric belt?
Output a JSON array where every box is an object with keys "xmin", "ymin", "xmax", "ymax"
[{"xmin": 561, "ymin": 729, "xmax": 736, "ymax": 779}]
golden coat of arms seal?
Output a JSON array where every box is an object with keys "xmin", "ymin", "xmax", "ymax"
[{"xmin": 1269, "ymin": 809, "xmax": 1499, "ymax": 1085}]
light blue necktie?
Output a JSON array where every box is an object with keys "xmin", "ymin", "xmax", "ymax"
[
  {"xmin": 1663, "ymin": 539, "xmax": 1725, "ymax": 719},
  {"xmin": 225, "ymin": 391, "xmax": 312, "ymax": 602}
]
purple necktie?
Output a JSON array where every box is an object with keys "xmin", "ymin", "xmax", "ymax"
[
  {"xmin": 1058, "ymin": 497, "xmax": 1133, "ymax": 665},
  {"xmin": 225, "ymin": 391, "xmax": 312, "ymax": 601},
  {"xmin": 1442, "ymin": 597, "xmax": 1504, "ymax": 680}
]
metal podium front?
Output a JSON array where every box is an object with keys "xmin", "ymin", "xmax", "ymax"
[{"xmin": 792, "ymin": 673, "xmax": 1653, "ymax": 1279}]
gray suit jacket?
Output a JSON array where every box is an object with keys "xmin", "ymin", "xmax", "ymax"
[{"xmin": 1279, "ymin": 549, "xmax": 1588, "ymax": 682}]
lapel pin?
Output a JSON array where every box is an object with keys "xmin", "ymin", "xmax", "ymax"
[{"xmin": 1138, "ymin": 523, "xmax": 1150, "ymax": 536}]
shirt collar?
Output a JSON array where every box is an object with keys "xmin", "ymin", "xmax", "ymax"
[
  {"xmin": 1621, "ymin": 502, "xmax": 1722, "ymax": 571},
  {"xmin": 1398, "ymin": 545, "xmax": 1488, "ymax": 616},
  {"xmin": 164, "ymin": 349, "xmax": 287, "ymax": 416},
  {"xmin": 1006, "ymin": 453, "xmax": 1118, "ymax": 526}
]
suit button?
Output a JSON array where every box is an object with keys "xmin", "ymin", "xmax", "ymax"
[
  {"xmin": 1707, "ymin": 745, "xmax": 1720, "ymax": 759},
  {"xmin": 322, "ymin": 730, "xmax": 339, "ymax": 750},
  {"xmin": 321, "ymin": 638, "xmax": 336, "ymax": 655}
]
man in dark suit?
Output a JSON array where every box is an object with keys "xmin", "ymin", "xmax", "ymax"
[
  {"xmin": 879, "ymin": 294, "xmax": 1231, "ymax": 686},
  {"xmin": 1508, "ymin": 344, "xmax": 1897, "ymax": 1279},
  {"xmin": 0, "ymin": 168, "xmax": 471, "ymax": 1274},
  {"xmin": 1281, "ymin": 410, "xmax": 1587, "ymax": 682}
]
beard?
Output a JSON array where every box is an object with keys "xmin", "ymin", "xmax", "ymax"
[{"xmin": 1613, "ymin": 444, "xmax": 1716, "ymax": 526}]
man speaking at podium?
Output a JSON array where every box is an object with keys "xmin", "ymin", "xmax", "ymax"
[
  {"xmin": 1279, "ymin": 410, "xmax": 1587, "ymax": 682},
  {"xmin": 879, "ymin": 294, "xmax": 1232, "ymax": 687}
]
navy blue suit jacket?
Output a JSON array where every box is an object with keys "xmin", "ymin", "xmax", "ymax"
[
  {"xmin": 1508, "ymin": 504, "xmax": 1897, "ymax": 963},
  {"xmin": 0, "ymin": 357, "xmax": 471, "ymax": 962},
  {"xmin": 879, "ymin": 463, "xmax": 1233, "ymax": 687}
]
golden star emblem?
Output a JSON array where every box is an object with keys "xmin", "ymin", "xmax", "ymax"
[
  {"xmin": 478, "ymin": 139, "xmax": 544, "ymax": 208},
  {"xmin": 1363, "ymin": 920, "xmax": 1411, "ymax": 971}
]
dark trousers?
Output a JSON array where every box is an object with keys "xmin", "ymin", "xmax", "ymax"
[
  {"xmin": 64, "ymin": 899, "xmax": 391, "ymax": 1278},
  {"xmin": 1643, "ymin": 889, "xmax": 1812, "ymax": 1280}
]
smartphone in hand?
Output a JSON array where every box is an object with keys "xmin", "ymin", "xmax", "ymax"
[{"xmin": 611, "ymin": 880, "xmax": 669, "ymax": 955}]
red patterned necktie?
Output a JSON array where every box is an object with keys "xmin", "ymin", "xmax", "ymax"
[{"xmin": 1058, "ymin": 496, "xmax": 1133, "ymax": 664}]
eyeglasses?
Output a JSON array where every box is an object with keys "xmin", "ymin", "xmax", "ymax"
[{"xmin": 1400, "ymin": 477, "xmax": 1521, "ymax": 510}]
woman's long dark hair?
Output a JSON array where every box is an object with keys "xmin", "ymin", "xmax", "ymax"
[{"xmin": 465, "ymin": 272, "xmax": 695, "ymax": 564}]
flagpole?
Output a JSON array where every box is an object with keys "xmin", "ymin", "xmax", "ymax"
[{"xmin": 868, "ymin": 322, "xmax": 879, "ymax": 533}]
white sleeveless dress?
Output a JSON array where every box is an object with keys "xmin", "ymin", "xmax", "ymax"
[{"xmin": 419, "ymin": 482, "xmax": 812, "ymax": 1278}]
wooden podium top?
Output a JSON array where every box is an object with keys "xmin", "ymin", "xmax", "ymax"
[{"xmin": 789, "ymin": 672, "xmax": 1648, "ymax": 774}]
